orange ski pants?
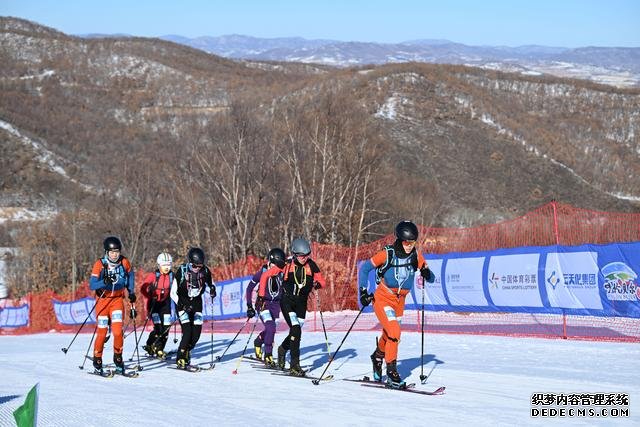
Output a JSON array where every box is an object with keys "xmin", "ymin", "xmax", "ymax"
[
  {"xmin": 373, "ymin": 284, "xmax": 408, "ymax": 363},
  {"xmin": 93, "ymin": 291, "xmax": 125, "ymax": 358}
]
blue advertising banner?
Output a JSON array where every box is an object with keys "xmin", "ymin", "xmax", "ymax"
[
  {"xmin": 53, "ymin": 275, "xmax": 256, "ymax": 325},
  {"xmin": 203, "ymin": 275, "xmax": 253, "ymax": 320},
  {"xmin": 0, "ymin": 304, "xmax": 29, "ymax": 327},
  {"xmin": 359, "ymin": 242, "xmax": 640, "ymax": 318},
  {"xmin": 53, "ymin": 297, "xmax": 96, "ymax": 325}
]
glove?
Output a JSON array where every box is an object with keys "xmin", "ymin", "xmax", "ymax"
[
  {"xmin": 255, "ymin": 296, "xmax": 265, "ymax": 312},
  {"xmin": 103, "ymin": 275, "xmax": 114, "ymax": 286},
  {"xmin": 128, "ymin": 293, "xmax": 137, "ymax": 303},
  {"xmin": 129, "ymin": 307, "xmax": 137, "ymax": 319},
  {"xmin": 246, "ymin": 305, "xmax": 256, "ymax": 319},
  {"xmin": 313, "ymin": 282, "xmax": 322, "ymax": 290},
  {"xmin": 209, "ymin": 285, "xmax": 217, "ymax": 299},
  {"xmin": 420, "ymin": 267, "xmax": 435, "ymax": 283},
  {"xmin": 359, "ymin": 287, "xmax": 373, "ymax": 307}
]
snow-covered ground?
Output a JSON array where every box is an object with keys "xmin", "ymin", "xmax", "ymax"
[{"xmin": 0, "ymin": 330, "xmax": 638, "ymax": 426}]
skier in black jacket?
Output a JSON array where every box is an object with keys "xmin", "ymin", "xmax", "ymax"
[
  {"xmin": 277, "ymin": 237, "xmax": 326, "ymax": 376},
  {"xmin": 170, "ymin": 247, "xmax": 216, "ymax": 369}
]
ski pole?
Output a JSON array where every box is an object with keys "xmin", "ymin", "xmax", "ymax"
[
  {"xmin": 232, "ymin": 315, "xmax": 260, "ymax": 374},
  {"xmin": 173, "ymin": 321, "xmax": 178, "ymax": 343},
  {"xmin": 128, "ymin": 316, "xmax": 149, "ymax": 362},
  {"xmin": 315, "ymin": 289, "xmax": 331, "ymax": 356},
  {"xmin": 209, "ymin": 296, "xmax": 215, "ymax": 369},
  {"xmin": 312, "ymin": 304, "xmax": 366, "ymax": 385},
  {"xmin": 79, "ymin": 324, "xmax": 98, "ymax": 370},
  {"xmin": 215, "ymin": 317, "xmax": 250, "ymax": 362},
  {"xmin": 129, "ymin": 305, "xmax": 142, "ymax": 370},
  {"xmin": 61, "ymin": 299, "xmax": 97, "ymax": 354},
  {"xmin": 419, "ymin": 276, "xmax": 427, "ymax": 383}
]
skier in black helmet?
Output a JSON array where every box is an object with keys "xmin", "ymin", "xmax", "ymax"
[
  {"xmin": 170, "ymin": 247, "xmax": 216, "ymax": 370},
  {"xmin": 276, "ymin": 237, "xmax": 327, "ymax": 376},
  {"xmin": 245, "ymin": 247, "xmax": 287, "ymax": 367},
  {"xmin": 358, "ymin": 220, "xmax": 434, "ymax": 388}
]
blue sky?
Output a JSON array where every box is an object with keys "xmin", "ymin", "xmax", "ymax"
[{"xmin": 2, "ymin": 0, "xmax": 639, "ymax": 47}]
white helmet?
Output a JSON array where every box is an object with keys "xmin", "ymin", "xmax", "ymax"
[{"xmin": 156, "ymin": 252, "xmax": 173, "ymax": 267}]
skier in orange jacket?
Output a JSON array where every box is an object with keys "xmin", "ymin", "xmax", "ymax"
[
  {"xmin": 358, "ymin": 221, "xmax": 434, "ymax": 388},
  {"xmin": 89, "ymin": 236, "xmax": 136, "ymax": 374}
]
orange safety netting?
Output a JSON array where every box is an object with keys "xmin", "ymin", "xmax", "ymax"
[{"xmin": 3, "ymin": 201, "xmax": 640, "ymax": 342}]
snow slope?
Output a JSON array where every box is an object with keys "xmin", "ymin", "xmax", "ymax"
[{"xmin": 0, "ymin": 330, "xmax": 638, "ymax": 426}]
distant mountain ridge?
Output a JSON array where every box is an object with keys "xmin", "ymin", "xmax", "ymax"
[
  {"xmin": 156, "ymin": 34, "xmax": 640, "ymax": 87},
  {"xmin": 2, "ymin": 16, "xmax": 639, "ymax": 231}
]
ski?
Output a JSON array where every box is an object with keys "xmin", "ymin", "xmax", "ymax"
[
  {"xmin": 270, "ymin": 370, "xmax": 334, "ymax": 382},
  {"xmin": 134, "ymin": 350, "xmax": 177, "ymax": 362},
  {"xmin": 167, "ymin": 364, "xmax": 203, "ymax": 373},
  {"xmin": 361, "ymin": 383, "xmax": 446, "ymax": 395},
  {"xmin": 114, "ymin": 369, "xmax": 140, "ymax": 378},
  {"xmin": 193, "ymin": 362, "xmax": 215, "ymax": 371},
  {"xmin": 88, "ymin": 369, "xmax": 115, "ymax": 379},
  {"xmin": 343, "ymin": 376, "xmax": 385, "ymax": 385}
]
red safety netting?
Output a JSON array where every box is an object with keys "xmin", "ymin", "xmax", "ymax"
[{"xmin": 2, "ymin": 201, "xmax": 640, "ymax": 342}]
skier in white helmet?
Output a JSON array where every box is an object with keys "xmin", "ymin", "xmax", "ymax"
[{"xmin": 140, "ymin": 252, "xmax": 174, "ymax": 359}]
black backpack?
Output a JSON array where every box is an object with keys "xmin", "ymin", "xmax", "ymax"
[{"xmin": 375, "ymin": 245, "xmax": 418, "ymax": 284}]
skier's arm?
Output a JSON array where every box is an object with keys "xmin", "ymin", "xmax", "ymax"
[
  {"xmin": 123, "ymin": 258, "xmax": 135, "ymax": 293},
  {"xmin": 417, "ymin": 253, "xmax": 434, "ymax": 283},
  {"xmin": 170, "ymin": 272, "xmax": 179, "ymax": 305},
  {"xmin": 358, "ymin": 250, "xmax": 387, "ymax": 288},
  {"xmin": 89, "ymin": 260, "xmax": 106, "ymax": 290},
  {"xmin": 245, "ymin": 270, "xmax": 262, "ymax": 305},
  {"xmin": 310, "ymin": 261, "xmax": 326, "ymax": 289},
  {"xmin": 206, "ymin": 269, "xmax": 216, "ymax": 299}
]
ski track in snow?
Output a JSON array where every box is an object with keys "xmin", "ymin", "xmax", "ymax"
[{"xmin": 0, "ymin": 331, "xmax": 638, "ymax": 426}]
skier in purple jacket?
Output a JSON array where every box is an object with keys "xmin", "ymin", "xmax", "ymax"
[{"xmin": 246, "ymin": 248, "xmax": 287, "ymax": 367}]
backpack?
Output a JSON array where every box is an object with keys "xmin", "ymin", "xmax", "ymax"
[
  {"xmin": 151, "ymin": 270, "xmax": 173, "ymax": 302},
  {"xmin": 375, "ymin": 245, "xmax": 418, "ymax": 284}
]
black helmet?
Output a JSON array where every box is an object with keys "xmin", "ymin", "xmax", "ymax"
[
  {"xmin": 103, "ymin": 236, "xmax": 122, "ymax": 252},
  {"xmin": 395, "ymin": 221, "xmax": 418, "ymax": 241},
  {"xmin": 187, "ymin": 247, "xmax": 205, "ymax": 265},
  {"xmin": 267, "ymin": 247, "xmax": 286, "ymax": 268},
  {"xmin": 291, "ymin": 237, "xmax": 311, "ymax": 256}
]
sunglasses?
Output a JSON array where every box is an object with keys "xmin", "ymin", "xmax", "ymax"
[
  {"xmin": 294, "ymin": 253, "xmax": 310, "ymax": 259},
  {"xmin": 402, "ymin": 240, "xmax": 416, "ymax": 245},
  {"xmin": 191, "ymin": 263, "xmax": 203, "ymax": 270}
]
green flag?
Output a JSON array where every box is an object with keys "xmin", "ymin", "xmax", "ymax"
[{"xmin": 13, "ymin": 383, "xmax": 39, "ymax": 427}]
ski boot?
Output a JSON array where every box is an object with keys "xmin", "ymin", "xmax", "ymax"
[
  {"xmin": 92, "ymin": 356, "xmax": 103, "ymax": 373},
  {"xmin": 155, "ymin": 349, "xmax": 168, "ymax": 360},
  {"xmin": 386, "ymin": 360, "xmax": 406, "ymax": 389},
  {"xmin": 370, "ymin": 348, "xmax": 384, "ymax": 382},
  {"xmin": 264, "ymin": 353, "xmax": 276, "ymax": 368},
  {"xmin": 176, "ymin": 349, "xmax": 189, "ymax": 369},
  {"xmin": 143, "ymin": 344, "xmax": 156, "ymax": 357},
  {"xmin": 289, "ymin": 360, "xmax": 306, "ymax": 377},
  {"xmin": 254, "ymin": 338, "xmax": 263, "ymax": 360},
  {"xmin": 114, "ymin": 353, "xmax": 125, "ymax": 374},
  {"xmin": 277, "ymin": 345, "xmax": 287, "ymax": 370}
]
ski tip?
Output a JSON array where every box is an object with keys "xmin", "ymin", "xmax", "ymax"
[{"xmin": 232, "ymin": 370, "xmax": 238, "ymax": 375}]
